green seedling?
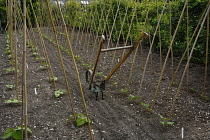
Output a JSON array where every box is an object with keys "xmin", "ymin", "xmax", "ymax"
[
  {"xmin": 54, "ymin": 90, "xmax": 66, "ymax": 98},
  {"xmin": 128, "ymin": 94, "xmax": 140, "ymax": 100},
  {"xmin": 95, "ymin": 72, "xmax": 102, "ymax": 76},
  {"xmin": 40, "ymin": 63, "xmax": 49, "ymax": 70},
  {"xmin": 6, "ymin": 84, "xmax": 14, "ymax": 89},
  {"xmin": 128, "ymin": 61, "xmax": 134, "ymax": 64},
  {"xmin": 170, "ymin": 81, "xmax": 180, "ymax": 85},
  {"xmin": 5, "ymin": 49, "xmax": 11, "ymax": 55},
  {"xmin": 5, "ymin": 45, "xmax": 10, "ymax": 50},
  {"xmin": 112, "ymin": 82, "xmax": 117, "ymax": 85},
  {"xmin": 82, "ymin": 63, "xmax": 92, "ymax": 67},
  {"xmin": 40, "ymin": 65, "xmax": 47, "ymax": 70},
  {"xmin": 1, "ymin": 126, "xmax": 32, "ymax": 140},
  {"xmin": 5, "ymin": 39, "xmax": 10, "ymax": 44},
  {"xmin": 120, "ymin": 89, "xmax": 128, "ymax": 93},
  {"xmin": 35, "ymin": 57, "xmax": 45, "ymax": 60},
  {"xmin": 74, "ymin": 55, "xmax": 81, "ymax": 60},
  {"xmin": 32, "ymin": 52, "xmax": 38, "ymax": 56},
  {"xmin": 30, "ymin": 47, "xmax": 38, "ymax": 52},
  {"xmin": 3, "ymin": 67, "xmax": 15, "ymax": 73},
  {"xmin": 67, "ymin": 113, "xmax": 90, "ymax": 127},
  {"xmin": 141, "ymin": 102, "xmax": 152, "ymax": 111},
  {"xmin": 5, "ymin": 99, "xmax": 22, "ymax": 104},
  {"xmin": 8, "ymin": 60, "xmax": 16, "ymax": 65},
  {"xmin": 7, "ymin": 55, "xmax": 12, "ymax": 59},
  {"xmin": 49, "ymin": 76, "xmax": 58, "ymax": 82},
  {"xmin": 158, "ymin": 114, "xmax": 174, "ymax": 126},
  {"xmin": 27, "ymin": 41, "xmax": 34, "ymax": 48},
  {"xmin": 189, "ymin": 88, "xmax": 198, "ymax": 92},
  {"xmin": 202, "ymin": 96, "xmax": 209, "ymax": 100},
  {"xmin": 103, "ymin": 75, "xmax": 107, "ymax": 78}
]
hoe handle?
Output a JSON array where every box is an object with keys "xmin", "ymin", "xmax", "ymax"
[
  {"xmin": 89, "ymin": 35, "xmax": 105, "ymax": 90},
  {"xmin": 104, "ymin": 32, "xmax": 148, "ymax": 83}
]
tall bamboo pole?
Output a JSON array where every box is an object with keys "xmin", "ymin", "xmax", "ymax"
[
  {"xmin": 45, "ymin": 0, "xmax": 76, "ymax": 122},
  {"xmin": 29, "ymin": 0, "xmax": 57, "ymax": 90},
  {"xmin": 21, "ymin": 0, "xmax": 28, "ymax": 139},
  {"xmin": 14, "ymin": 0, "xmax": 19, "ymax": 100},
  {"xmin": 186, "ymin": 0, "xmax": 189, "ymax": 92},
  {"xmin": 138, "ymin": 0, "xmax": 168, "ymax": 97},
  {"xmin": 8, "ymin": 0, "xmax": 13, "ymax": 67},
  {"xmin": 55, "ymin": 0, "xmax": 94, "ymax": 139},
  {"xmin": 202, "ymin": 10, "xmax": 209, "ymax": 99}
]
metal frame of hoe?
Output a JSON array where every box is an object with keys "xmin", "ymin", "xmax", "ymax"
[{"xmin": 86, "ymin": 32, "xmax": 149, "ymax": 100}]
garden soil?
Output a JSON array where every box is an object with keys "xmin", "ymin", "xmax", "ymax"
[{"xmin": 0, "ymin": 31, "xmax": 210, "ymax": 140}]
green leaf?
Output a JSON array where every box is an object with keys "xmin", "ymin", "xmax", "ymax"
[
  {"xmin": 15, "ymin": 126, "xmax": 32, "ymax": 133},
  {"xmin": 11, "ymin": 130, "xmax": 22, "ymax": 140},
  {"xmin": 76, "ymin": 116, "xmax": 89, "ymax": 126},
  {"xmin": 5, "ymin": 99, "xmax": 22, "ymax": 104},
  {"xmin": 160, "ymin": 121, "xmax": 165, "ymax": 125},
  {"xmin": 158, "ymin": 114, "xmax": 168, "ymax": 120},
  {"xmin": 141, "ymin": 102, "xmax": 149, "ymax": 107},
  {"xmin": 54, "ymin": 90, "xmax": 65, "ymax": 98},
  {"xmin": 128, "ymin": 94, "xmax": 140, "ymax": 100},
  {"xmin": 2, "ymin": 128, "xmax": 14, "ymax": 139},
  {"xmin": 95, "ymin": 72, "xmax": 102, "ymax": 76},
  {"xmin": 166, "ymin": 122, "xmax": 174, "ymax": 125},
  {"xmin": 120, "ymin": 89, "xmax": 128, "ymax": 93},
  {"xmin": 112, "ymin": 82, "xmax": 117, "ymax": 85},
  {"xmin": 6, "ymin": 84, "xmax": 14, "ymax": 89}
]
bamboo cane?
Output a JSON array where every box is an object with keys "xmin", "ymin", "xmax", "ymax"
[
  {"xmin": 169, "ymin": 5, "xmax": 210, "ymax": 120},
  {"xmin": 151, "ymin": 1, "xmax": 188, "ymax": 109}
]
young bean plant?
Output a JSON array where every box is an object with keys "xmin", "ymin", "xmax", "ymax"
[
  {"xmin": 6, "ymin": 84, "xmax": 14, "ymax": 89},
  {"xmin": 5, "ymin": 99, "xmax": 22, "ymax": 104},
  {"xmin": 158, "ymin": 114, "xmax": 174, "ymax": 126},
  {"xmin": 67, "ymin": 113, "xmax": 90, "ymax": 127},
  {"xmin": 1, "ymin": 126, "xmax": 32, "ymax": 140},
  {"xmin": 54, "ymin": 90, "xmax": 66, "ymax": 98}
]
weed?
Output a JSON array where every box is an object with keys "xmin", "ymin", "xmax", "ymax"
[
  {"xmin": 1, "ymin": 126, "xmax": 32, "ymax": 140},
  {"xmin": 67, "ymin": 113, "xmax": 90, "ymax": 127}
]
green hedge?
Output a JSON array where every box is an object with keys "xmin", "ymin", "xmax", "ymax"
[{"xmin": 84, "ymin": 0, "xmax": 209, "ymax": 63}]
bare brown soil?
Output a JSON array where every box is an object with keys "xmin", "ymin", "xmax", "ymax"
[{"xmin": 0, "ymin": 29, "xmax": 210, "ymax": 140}]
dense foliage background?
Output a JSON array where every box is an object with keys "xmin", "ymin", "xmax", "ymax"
[{"xmin": 0, "ymin": 0, "xmax": 209, "ymax": 63}]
